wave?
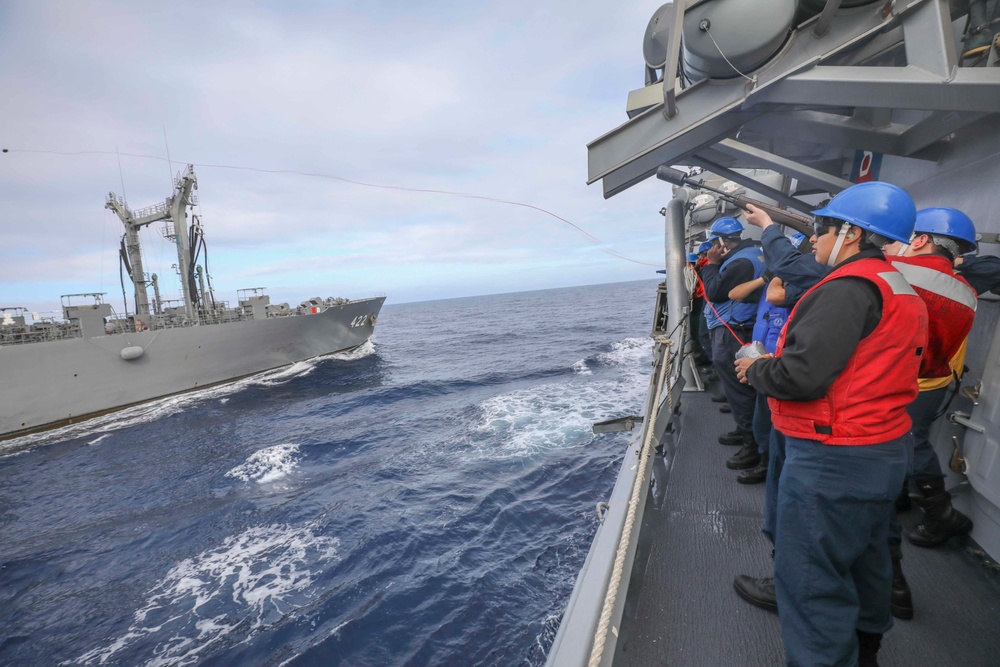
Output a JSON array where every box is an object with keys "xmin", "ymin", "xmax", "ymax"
[
  {"xmin": 466, "ymin": 338, "xmax": 651, "ymax": 460},
  {"xmin": 322, "ymin": 339, "xmax": 376, "ymax": 362},
  {"xmin": 593, "ymin": 337, "xmax": 651, "ymax": 368},
  {"xmin": 226, "ymin": 443, "xmax": 301, "ymax": 484},
  {"xmin": 70, "ymin": 521, "xmax": 340, "ymax": 667}
]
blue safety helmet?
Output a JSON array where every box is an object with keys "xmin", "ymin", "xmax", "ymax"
[
  {"xmin": 697, "ymin": 240, "xmax": 713, "ymax": 254},
  {"xmin": 706, "ymin": 216, "xmax": 743, "ymax": 241},
  {"xmin": 811, "ymin": 181, "xmax": 916, "ymax": 244},
  {"xmin": 686, "ymin": 252, "xmax": 699, "ymax": 262},
  {"xmin": 914, "ymin": 207, "xmax": 978, "ymax": 253},
  {"xmin": 790, "ymin": 232, "xmax": 806, "ymax": 249}
]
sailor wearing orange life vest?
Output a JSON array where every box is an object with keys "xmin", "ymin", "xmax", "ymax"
[
  {"xmin": 735, "ymin": 182, "xmax": 929, "ymax": 667},
  {"xmin": 889, "ymin": 209, "xmax": 978, "ymax": 553}
]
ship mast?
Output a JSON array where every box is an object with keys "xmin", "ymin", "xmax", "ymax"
[{"xmin": 105, "ymin": 165, "xmax": 199, "ymax": 322}]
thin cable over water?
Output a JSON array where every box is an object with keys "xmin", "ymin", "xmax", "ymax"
[{"xmin": 2, "ymin": 147, "xmax": 661, "ymax": 268}]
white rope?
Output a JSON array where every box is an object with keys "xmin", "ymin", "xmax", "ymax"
[
  {"xmin": 587, "ymin": 337, "xmax": 675, "ymax": 667},
  {"xmin": 684, "ymin": 264, "xmax": 698, "ymax": 294}
]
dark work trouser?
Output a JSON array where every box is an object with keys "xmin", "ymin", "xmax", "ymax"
[
  {"xmin": 689, "ymin": 299, "xmax": 711, "ymax": 364},
  {"xmin": 762, "ymin": 426, "xmax": 785, "ymax": 545},
  {"xmin": 775, "ymin": 434, "xmax": 909, "ymax": 667},
  {"xmin": 908, "ymin": 386, "xmax": 948, "ymax": 482},
  {"xmin": 888, "ymin": 386, "xmax": 948, "ymax": 545},
  {"xmin": 753, "ymin": 392, "xmax": 772, "ymax": 457},
  {"xmin": 710, "ymin": 325, "xmax": 756, "ymax": 433}
]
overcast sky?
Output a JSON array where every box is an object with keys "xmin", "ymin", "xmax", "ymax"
[{"xmin": 1, "ymin": 0, "xmax": 670, "ymax": 315}]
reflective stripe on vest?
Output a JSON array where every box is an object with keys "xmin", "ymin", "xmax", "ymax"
[
  {"xmin": 893, "ymin": 262, "xmax": 978, "ymax": 312},
  {"xmin": 891, "ymin": 256, "xmax": 977, "ymax": 380}
]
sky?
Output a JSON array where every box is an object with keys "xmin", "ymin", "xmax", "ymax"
[{"xmin": 1, "ymin": 0, "xmax": 671, "ymax": 316}]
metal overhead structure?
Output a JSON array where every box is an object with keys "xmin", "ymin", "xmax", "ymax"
[
  {"xmin": 106, "ymin": 166, "xmax": 200, "ymax": 321},
  {"xmin": 587, "ymin": 0, "xmax": 1000, "ymax": 200}
]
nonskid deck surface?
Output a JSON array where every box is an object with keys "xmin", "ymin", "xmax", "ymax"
[{"xmin": 618, "ymin": 382, "xmax": 1000, "ymax": 666}]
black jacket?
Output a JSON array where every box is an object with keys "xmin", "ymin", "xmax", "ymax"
[{"xmin": 746, "ymin": 249, "xmax": 884, "ymax": 401}]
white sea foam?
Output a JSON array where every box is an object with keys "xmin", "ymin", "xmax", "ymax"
[
  {"xmin": 469, "ymin": 338, "xmax": 651, "ymax": 460},
  {"xmin": 71, "ymin": 521, "xmax": 339, "ymax": 667},
  {"xmin": 595, "ymin": 337, "xmax": 650, "ymax": 367},
  {"xmin": 571, "ymin": 359, "xmax": 591, "ymax": 375},
  {"xmin": 226, "ymin": 444, "xmax": 301, "ymax": 484},
  {"xmin": 325, "ymin": 339, "xmax": 376, "ymax": 362}
]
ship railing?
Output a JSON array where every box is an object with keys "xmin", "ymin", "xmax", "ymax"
[
  {"xmin": 0, "ymin": 322, "xmax": 83, "ymax": 346},
  {"xmin": 130, "ymin": 200, "xmax": 170, "ymax": 220}
]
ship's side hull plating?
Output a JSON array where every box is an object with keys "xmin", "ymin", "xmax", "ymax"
[{"xmin": 0, "ymin": 297, "xmax": 385, "ymax": 440}]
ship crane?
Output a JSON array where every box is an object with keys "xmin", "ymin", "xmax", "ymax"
[{"xmin": 105, "ymin": 165, "xmax": 199, "ymax": 322}]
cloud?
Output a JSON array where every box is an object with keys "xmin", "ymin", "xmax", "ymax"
[{"xmin": 0, "ymin": 0, "xmax": 667, "ymax": 309}]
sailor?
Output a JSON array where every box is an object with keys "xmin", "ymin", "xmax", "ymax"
[
  {"xmin": 890, "ymin": 209, "xmax": 978, "ymax": 555},
  {"xmin": 735, "ymin": 182, "xmax": 928, "ymax": 667},
  {"xmin": 725, "ymin": 232, "xmax": 811, "ymax": 486},
  {"xmin": 700, "ymin": 217, "xmax": 767, "ymax": 468},
  {"xmin": 732, "ymin": 206, "xmax": 981, "ymax": 622},
  {"xmin": 688, "ymin": 241, "xmax": 714, "ymax": 367},
  {"xmin": 730, "ymin": 220, "xmax": 829, "ymax": 610}
]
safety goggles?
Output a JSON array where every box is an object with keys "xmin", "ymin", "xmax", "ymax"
[{"xmin": 812, "ymin": 217, "xmax": 840, "ymax": 237}]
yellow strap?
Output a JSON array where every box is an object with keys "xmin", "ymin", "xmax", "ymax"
[{"xmin": 918, "ymin": 338, "xmax": 968, "ymax": 391}]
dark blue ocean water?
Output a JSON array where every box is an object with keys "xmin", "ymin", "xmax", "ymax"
[{"xmin": 0, "ymin": 279, "xmax": 657, "ymax": 667}]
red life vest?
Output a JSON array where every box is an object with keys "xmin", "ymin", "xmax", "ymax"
[
  {"xmin": 889, "ymin": 255, "xmax": 976, "ymax": 381},
  {"xmin": 769, "ymin": 257, "xmax": 928, "ymax": 446},
  {"xmin": 693, "ymin": 257, "xmax": 707, "ymax": 299}
]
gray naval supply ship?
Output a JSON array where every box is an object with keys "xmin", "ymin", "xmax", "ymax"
[
  {"xmin": 548, "ymin": 1, "xmax": 1000, "ymax": 665},
  {"xmin": 0, "ymin": 165, "xmax": 384, "ymax": 442}
]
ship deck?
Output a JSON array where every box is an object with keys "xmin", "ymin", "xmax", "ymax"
[{"xmin": 615, "ymin": 381, "xmax": 1000, "ymax": 666}]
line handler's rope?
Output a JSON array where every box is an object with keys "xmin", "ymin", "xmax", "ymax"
[
  {"xmin": 694, "ymin": 267, "xmax": 750, "ymax": 345},
  {"xmin": 587, "ymin": 332, "xmax": 676, "ymax": 667}
]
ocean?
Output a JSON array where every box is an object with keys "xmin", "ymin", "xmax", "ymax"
[{"xmin": 0, "ymin": 279, "xmax": 658, "ymax": 667}]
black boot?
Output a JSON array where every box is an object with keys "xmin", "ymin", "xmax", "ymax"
[
  {"xmin": 889, "ymin": 543, "xmax": 913, "ymax": 620},
  {"xmin": 726, "ymin": 443, "xmax": 760, "ymax": 469},
  {"xmin": 719, "ymin": 403, "xmax": 732, "ymax": 414},
  {"xmin": 711, "ymin": 393, "xmax": 728, "ymax": 403},
  {"xmin": 737, "ymin": 452, "xmax": 768, "ymax": 484},
  {"xmin": 857, "ymin": 630, "xmax": 882, "ymax": 667},
  {"xmin": 908, "ymin": 479, "xmax": 973, "ymax": 547},
  {"xmin": 733, "ymin": 575, "xmax": 777, "ymax": 612},
  {"xmin": 727, "ymin": 433, "xmax": 760, "ymax": 470},
  {"xmin": 718, "ymin": 428, "xmax": 744, "ymax": 446}
]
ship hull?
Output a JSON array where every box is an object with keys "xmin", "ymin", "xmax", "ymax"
[{"xmin": 0, "ymin": 296, "xmax": 385, "ymax": 440}]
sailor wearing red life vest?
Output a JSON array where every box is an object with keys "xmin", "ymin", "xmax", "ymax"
[
  {"xmin": 890, "ymin": 209, "xmax": 978, "ymax": 556},
  {"xmin": 735, "ymin": 182, "xmax": 929, "ymax": 667}
]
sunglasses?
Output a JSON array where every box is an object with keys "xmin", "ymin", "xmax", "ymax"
[{"xmin": 812, "ymin": 218, "xmax": 839, "ymax": 237}]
